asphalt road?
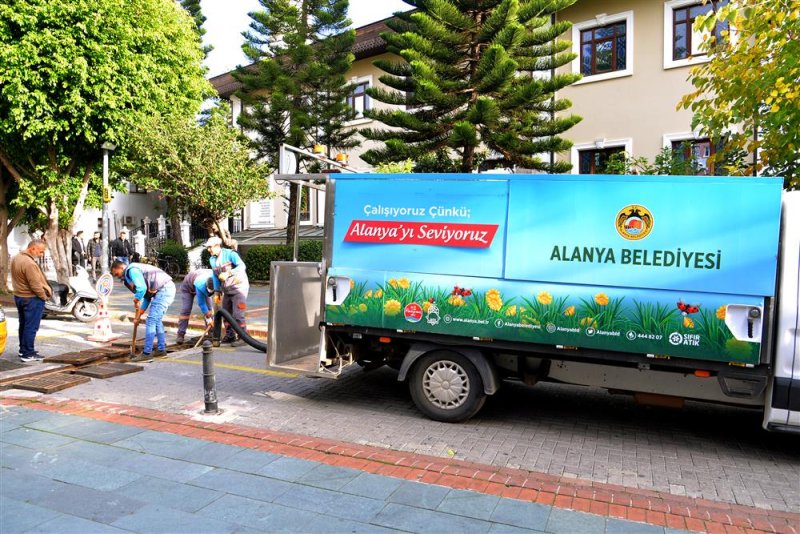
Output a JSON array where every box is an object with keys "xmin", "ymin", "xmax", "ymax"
[{"xmin": 1, "ymin": 291, "xmax": 798, "ymax": 515}]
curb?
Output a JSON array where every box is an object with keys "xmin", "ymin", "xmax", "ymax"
[{"xmin": 2, "ymin": 396, "xmax": 796, "ymax": 534}]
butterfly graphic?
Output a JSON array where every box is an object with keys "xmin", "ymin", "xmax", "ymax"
[{"xmin": 677, "ymin": 300, "xmax": 700, "ymax": 315}]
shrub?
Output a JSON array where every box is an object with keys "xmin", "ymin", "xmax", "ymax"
[
  {"xmin": 200, "ymin": 248, "xmax": 211, "ymax": 268},
  {"xmin": 158, "ymin": 240, "xmax": 188, "ymax": 273},
  {"xmin": 243, "ymin": 240, "xmax": 323, "ymax": 281}
]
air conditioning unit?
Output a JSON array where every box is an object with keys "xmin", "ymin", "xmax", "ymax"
[{"xmin": 123, "ymin": 216, "xmax": 136, "ymax": 226}]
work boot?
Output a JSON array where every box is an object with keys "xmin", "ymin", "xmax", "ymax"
[
  {"xmin": 130, "ymin": 352, "xmax": 153, "ymax": 363},
  {"xmin": 151, "ymin": 350, "xmax": 168, "ymax": 359},
  {"xmin": 221, "ymin": 334, "xmax": 237, "ymax": 344},
  {"xmin": 175, "ymin": 335, "xmax": 185, "ymax": 345}
]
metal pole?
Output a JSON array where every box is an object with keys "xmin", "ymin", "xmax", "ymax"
[
  {"xmin": 292, "ymin": 184, "xmax": 301, "ymax": 262},
  {"xmin": 101, "ymin": 148, "xmax": 110, "ymax": 274},
  {"xmin": 202, "ymin": 340, "xmax": 219, "ymax": 414}
]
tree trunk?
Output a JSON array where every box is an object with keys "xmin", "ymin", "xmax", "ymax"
[
  {"xmin": 285, "ymin": 182, "xmax": 298, "ymax": 247},
  {"xmin": 43, "ymin": 201, "xmax": 72, "ymax": 284},
  {"xmin": 212, "ymin": 220, "xmax": 236, "ymax": 250},
  {"xmin": 168, "ymin": 198, "xmax": 184, "ymax": 246}
]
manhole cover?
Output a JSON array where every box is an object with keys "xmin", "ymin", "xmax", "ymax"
[
  {"xmin": 11, "ymin": 373, "xmax": 91, "ymax": 393},
  {"xmin": 74, "ymin": 362, "xmax": 144, "ymax": 378}
]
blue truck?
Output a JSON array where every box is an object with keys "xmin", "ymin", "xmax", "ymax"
[{"xmin": 267, "ymin": 173, "xmax": 800, "ymax": 432}]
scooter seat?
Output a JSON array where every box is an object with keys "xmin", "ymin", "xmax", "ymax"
[{"xmin": 48, "ymin": 281, "xmax": 68, "ymax": 306}]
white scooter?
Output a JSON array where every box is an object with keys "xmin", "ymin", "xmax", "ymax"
[{"xmin": 45, "ymin": 265, "xmax": 100, "ymax": 322}]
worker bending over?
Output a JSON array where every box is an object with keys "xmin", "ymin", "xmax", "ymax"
[{"xmin": 204, "ymin": 237, "xmax": 249, "ymax": 343}]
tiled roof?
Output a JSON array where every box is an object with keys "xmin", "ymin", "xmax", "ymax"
[{"xmin": 210, "ymin": 18, "xmax": 392, "ymax": 99}]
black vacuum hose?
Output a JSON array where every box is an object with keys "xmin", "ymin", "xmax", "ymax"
[{"xmin": 212, "ymin": 308, "xmax": 267, "ymax": 352}]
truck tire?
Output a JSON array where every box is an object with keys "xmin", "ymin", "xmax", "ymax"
[
  {"xmin": 409, "ymin": 350, "xmax": 486, "ymax": 423},
  {"xmin": 72, "ymin": 300, "xmax": 99, "ymax": 322}
]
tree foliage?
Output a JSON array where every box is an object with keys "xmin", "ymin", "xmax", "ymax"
[
  {"xmin": 361, "ymin": 0, "xmax": 582, "ymax": 173},
  {"xmin": 679, "ymin": 0, "xmax": 799, "ymax": 189},
  {"xmin": 0, "ymin": 0, "xmax": 210, "ymax": 282},
  {"xmin": 234, "ymin": 0, "xmax": 357, "ymax": 244},
  {"xmin": 122, "ymin": 103, "xmax": 272, "ymax": 248}
]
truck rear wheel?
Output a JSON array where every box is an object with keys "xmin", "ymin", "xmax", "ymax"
[{"xmin": 409, "ymin": 350, "xmax": 486, "ymax": 423}]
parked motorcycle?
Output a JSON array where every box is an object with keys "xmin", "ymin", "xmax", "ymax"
[{"xmin": 46, "ymin": 266, "xmax": 100, "ymax": 322}]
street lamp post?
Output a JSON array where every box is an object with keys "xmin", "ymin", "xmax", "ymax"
[{"xmin": 100, "ymin": 142, "xmax": 116, "ymax": 275}]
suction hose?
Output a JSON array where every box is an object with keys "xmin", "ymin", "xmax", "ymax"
[{"xmin": 212, "ymin": 308, "xmax": 267, "ymax": 352}]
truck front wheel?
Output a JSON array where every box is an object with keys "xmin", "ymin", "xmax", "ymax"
[{"xmin": 409, "ymin": 351, "xmax": 486, "ymax": 423}]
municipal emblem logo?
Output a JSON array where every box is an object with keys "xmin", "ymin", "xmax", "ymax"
[{"xmin": 616, "ymin": 204, "xmax": 653, "ymax": 240}]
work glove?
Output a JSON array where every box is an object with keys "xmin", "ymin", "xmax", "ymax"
[
  {"xmin": 213, "ymin": 293, "xmax": 222, "ymax": 306},
  {"xmin": 205, "ymin": 310, "xmax": 214, "ymax": 320},
  {"xmin": 218, "ymin": 272, "xmax": 229, "ymax": 282}
]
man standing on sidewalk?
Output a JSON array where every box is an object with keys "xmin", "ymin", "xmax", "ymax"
[
  {"xmin": 205, "ymin": 237, "xmax": 249, "ymax": 343},
  {"xmin": 175, "ymin": 268, "xmax": 214, "ymax": 345},
  {"xmin": 110, "ymin": 230, "xmax": 133, "ymax": 264},
  {"xmin": 10, "ymin": 240, "xmax": 53, "ymax": 362},
  {"xmin": 88, "ymin": 231, "xmax": 103, "ymax": 280},
  {"xmin": 111, "ymin": 260, "xmax": 175, "ymax": 362}
]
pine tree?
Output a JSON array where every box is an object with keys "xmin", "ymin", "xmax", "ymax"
[
  {"xmin": 234, "ymin": 0, "xmax": 356, "ymax": 244},
  {"xmin": 361, "ymin": 0, "xmax": 582, "ymax": 173},
  {"xmin": 180, "ymin": 0, "xmax": 212, "ymax": 56}
]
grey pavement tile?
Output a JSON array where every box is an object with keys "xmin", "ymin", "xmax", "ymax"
[
  {"xmin": 197, "ymin": 493, "xmax": 318, "ymax": 533},
  {"xmin": 34, "ymin": 483, "xmax": 147, "ymax": 524},
  {"xmin": 489, "ymin": 523, "xmax": 547, "ymax": 534},
  {"xmin": 302, "ymin": 513, "xmax": 401, "ymax": 533},
  {"xmin": 437, "ymin": 488, "xmax": 501, "ymax": 521},
  {"xmin": 339, "ymin": 472, "xmax": 405, "ymax": 500},
  {"xmin": 22, "ymin": 513, "xmax": 130, "ymax": 533},
  {"xmin": 296, "ymin": 463, "xmax": 363, "ymax": 491},
  {"xmin": 0, "ymin": 406, "xmax": 51, "ymax": 425},
  {"xmin": 18, "ymin": 457, "xmax": 143, "ymax": 492},
  {"xmin": 206, "ymin": 447, "xmax": 281, "ymax": 473},
  {"xmin": 0, "ymin": 442, "xmax": 38, "ymax": 468},
  {"xmin": 386, "ymin": 480, "xmax": 451, "ymax": 510},
  {"xmin": 1, "ymin": 427, "xmax": 76, "ymax": 450},
  {"xmin": 664, "ymin": 529, "xmax": 693, "ymax": 534},
  {"xmin": 172, "ymin": 440, "xmax": 251, "ymax": 466},
  {"xmin": 0, "ymin": 495, "xmax": 62, "ymax": 533},
  {"xmin": 112, "ymin": 451, "xmax": 213, "ymax": 483},
  {"xmin": 606, "ymin": 518, "xmax": 666, "ymax": 534},
  {"xmin": 0, "ymin": 468, "xmax": 74, "ymax": 502},
  {"xmin": 372, "ymin": 502, "xmax": 491, "ymax": 534},
  {"xmin": 111, "ymin": 503, "xmax": 241, "ymax": 533},
  {"xmin": 23, "ymin": 413, "xmax": 97, "ymax": 432},
  {"xmin": 489, "ymin": 498, "xmax": 551, "ymax": 531},
  {"xmin": 111, "ymin": 429, "xmax": 209, "ymax": 459},
  {"xmin": 190, "ymin": 468, "xmax": 295, "ymax": 503},
  {"xmin": 54, "ymin": 440, "xmax": 140, "ymax": 467},
  {"xmin": 256, "ymin": 456, "xmax": 320, "ymax": 482},
  {"xmin": 273, "ymin": 483, "xmax": 386, "ymax": 523},
  {"xmin": 116, "ymin": 475, "xmax": 224, "ymax": 513},
  {"xmin": 545, "ymin": 507, "xmax": 606, "ymax": 534},
  {"xmin": 29, "ymin": 418, "xmax": 145, "ymax": 444}
]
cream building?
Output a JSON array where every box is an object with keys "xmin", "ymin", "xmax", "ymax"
[{"xmin": 211, "ymin": 1, "xmax": 724, "ymax": 235}]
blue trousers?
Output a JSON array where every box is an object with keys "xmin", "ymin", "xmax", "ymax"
[
  {"xmin": 15, "ymin": 296, "xmax": 45, "ymax": 357},
  {"xmin": 143, "ymin": 281, "xmax": 176, "ymax": 354}
]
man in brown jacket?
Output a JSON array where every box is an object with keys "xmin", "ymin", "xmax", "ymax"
[{"xmin": 11, "ymin": 240, "xmax": 52, "ymax": 362}]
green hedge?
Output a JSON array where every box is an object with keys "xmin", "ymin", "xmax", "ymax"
[
  {"xmin": 244, "ymin": 240, "xmax": 323, "ymax": 281},
  {"xmin": 158, "ymin": 240, "xmax": 188, "ymax": 273}
]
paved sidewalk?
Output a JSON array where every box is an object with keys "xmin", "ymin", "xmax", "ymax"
[{"xmin": 2, "ymin": 397, "xmax": 797, "ymax": 533}]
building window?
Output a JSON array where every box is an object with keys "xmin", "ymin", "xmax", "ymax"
[
  {"xmin": 346, "ymin": 81, "xmax": 370, "ymax": 118},
  {"xmin": 664, "ymin": 0, "xmax": 728, "ymax": 69},
  {"xmin": 671, "ymin": 138, "xmax": 718, "ymax": 175},
  {"xmin": 128, "ymin": 182, "xmax": 147, "ymax": 194},
  {"xmin": 578, "ymin": 147, "xmax": 625, "ymax": 174},
  {"xmin": 572, "ymin": 12, "xmax": 634, "ymax": 84},
  {"xmin": 580, "ymin": 22, "xmax": 627, "ymax": 76}
]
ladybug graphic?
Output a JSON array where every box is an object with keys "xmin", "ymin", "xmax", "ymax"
[
  {"xmin": 677, "ymin": 300, "xmax": 700, "ymax": 315},
  {"xmin": 451, "ymin": 285, "xmax": 472, "ymax": 297}
]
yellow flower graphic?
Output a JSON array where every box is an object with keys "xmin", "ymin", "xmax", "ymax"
[
  {"xmin": 683, "ymin": 316, "xmax": 694, "ymax": 329},
  {"xmin": 388, "ymin": 278, "xmax": 398, "ymax": 288},
  {"xmin": 594, "ymin": 293, "xmax": 609, "ymax": 306},
  {"xmin": 349, "ymin": 279, "xmax": 355, "ymax": 289},
  {"xmin": 423, "ymin": 301, "xmax": 432, "ymax": 313},
  {"xmin": 716, "ymin": 305, "xmax": 726, "ymax": 320},
  {"xmin": 358, "ymin": 303, "xmax": 367, "ymax": 312},
  {"xmin": 564, "ymin": 306, "xmax": 575, "ymax": 317},
  {"xmin": 374, "ymin": 289, "xmax": 383, "ymax": 298},
  {"xmin": 364, "ymin": 290, "xmax": 373, "ymax": 298},
  {"xmin": 537, "ymin": 291, "xmax": 553, "ymax": 305},
  {"xmin": 486, "ymin": 289, "xmax": 503, "ymax": 311},
  {"xmin": 384, "ymin": 299, "xmax": 402, "ymax": 316},
  {"xmin": 447, "ymin": 295, "xmax": 466, "ymax": 307},
  {"xmin": 505, "ymin": 305, "xmax": 517, "ymax": 317},
  {"xmin": 398, "ymin": 277, "xmax": 410, "ymax": 289},
  {"xmin": 580, "ymin": 317, "xmax": 598, "ymax": 328}
]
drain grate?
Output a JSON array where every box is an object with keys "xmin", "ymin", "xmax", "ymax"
[
  {"xmin": 44, "ymin": 350, "xmax": 107, "ymax": 365},
  {"xmin": 11, "ymin": 373, "xmax": 91, "ymax": 393},
  {"xmin": 0, "ymin": 360, "xmax": 27, "ymax": 372},
  {"xmin": 74, "ymin": 362, "xmax": 144, "ymax": 379}
]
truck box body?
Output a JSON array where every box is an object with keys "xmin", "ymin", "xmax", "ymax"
[{"xmin": 325, "ymin": 174, "xmax": 782, "ymax": 366}]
